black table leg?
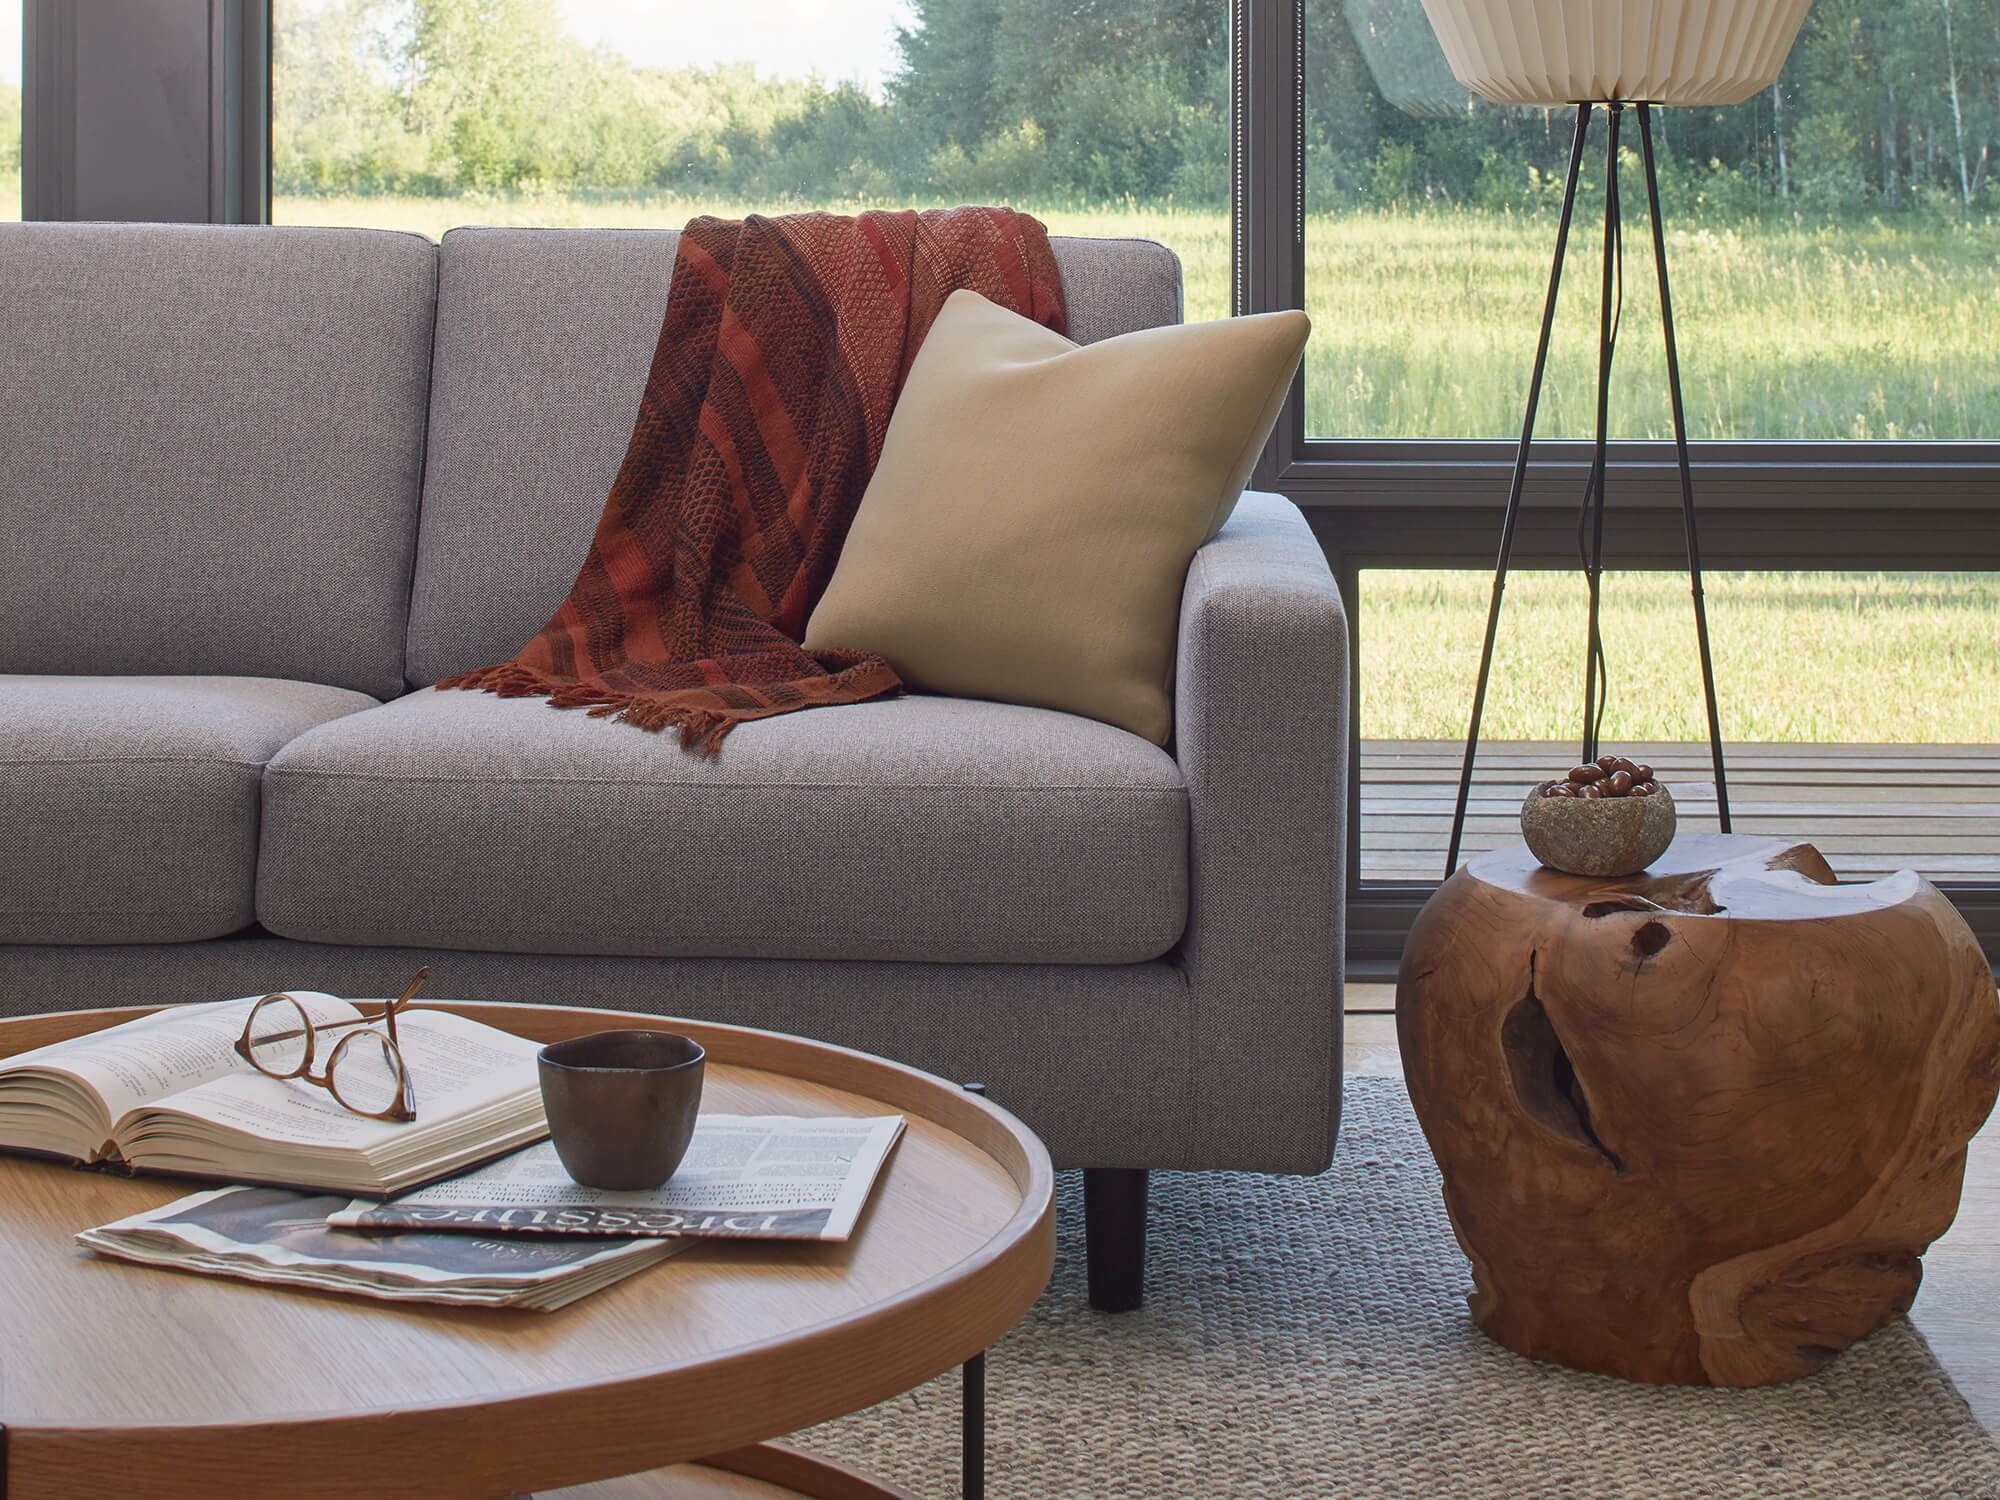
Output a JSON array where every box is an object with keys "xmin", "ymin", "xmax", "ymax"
[
  {"xmin": 962, "ymin": 1350, "xmax": 986, "ymax": 1500},
  {"xmin": 959, "ymin": 1082, "xmax": 989, "ymax": 1499}
]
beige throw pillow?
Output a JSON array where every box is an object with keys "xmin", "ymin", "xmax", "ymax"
[{"xmin": 803, "ymin": 290, "xmax": 1310, "ymax": 744}]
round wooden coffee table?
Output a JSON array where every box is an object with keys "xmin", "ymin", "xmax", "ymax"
[{"xmin": 0, "ymin": 1001, "xmax": 1055, "ymax": 1499}]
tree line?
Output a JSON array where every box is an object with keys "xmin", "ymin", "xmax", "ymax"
[{"xmin": 275, "ymin": 0, "xmax": 2000, "ymax": 218}]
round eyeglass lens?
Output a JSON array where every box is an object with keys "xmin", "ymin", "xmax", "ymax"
[
  {"xmin": 328, "ymin": 1029, "xmax": 407, "ymax": 1117},
  {"xmin": 245, "ymin": 995, "xmax": 312, "ymax": 1077}
]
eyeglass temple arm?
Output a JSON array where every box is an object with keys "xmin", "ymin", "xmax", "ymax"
[{"xmin": 381, "ymin": 966, "xmax": 430, "ymax": 1047}]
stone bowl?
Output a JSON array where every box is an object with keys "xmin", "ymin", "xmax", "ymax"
[{"xmin": 1519, "ymin": 779, "xmax": 1677, "ymax": 878}]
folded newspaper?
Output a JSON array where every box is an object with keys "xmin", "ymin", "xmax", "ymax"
[
  {"xmin": 327, "ymin": 1114, "xmax": 906, "ymax": 1241},
  {"xmin": 77, "ymin": 1185, "xmax": 684, "ymax": 1310}
]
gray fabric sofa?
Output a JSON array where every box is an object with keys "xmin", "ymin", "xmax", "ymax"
[{"xmin": 0, "ymin": 220, "xmax": 1347, "ymax": 1306}]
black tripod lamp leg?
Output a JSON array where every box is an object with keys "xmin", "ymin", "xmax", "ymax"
[
  {"xmin": 1445, "ymin": 101, "xmax": 1594, "ymax": 877},
  {"xmin": 1580, "ymin": 105, "xmax": 1624, "ymax": 765},
  {"xmin": 1636, "ymin": 103, "xmax": 1732, "ymax": 831}
]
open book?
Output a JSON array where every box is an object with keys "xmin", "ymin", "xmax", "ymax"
[{"xmin": 0, "ymin": 995, "xmax": 546, "ymax": 1196}]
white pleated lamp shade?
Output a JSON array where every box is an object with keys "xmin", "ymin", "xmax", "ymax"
[{"xmin": 1417, "ymin": 0, "xmax": 1816, "ymax": 107}]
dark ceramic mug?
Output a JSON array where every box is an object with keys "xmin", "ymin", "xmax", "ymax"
[{"xmin": 537, "ymin": 1030, "xmax": 706, "ymax": 1190}]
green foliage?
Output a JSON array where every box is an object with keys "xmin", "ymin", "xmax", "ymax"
[
  {"xmin": 1369, "ymin": 141, "xmax": 1418, "ymax": 208},
  {"xmin": 272, "ymin": 0, "xmax": 2000, "ymax": 224},
  {"xmin": 277, "ymin": 0, "xmax": 1231, "ymax": 204},
  {"xmin": 1794, "ymin": 113, "xmax": 1870, "ymax": 213},
  {"xmin": 0, "ymin": 83, "xmax": 21, "ymax": 176}
]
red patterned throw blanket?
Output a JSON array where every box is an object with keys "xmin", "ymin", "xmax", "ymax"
[{"xmin": 440, "ymin": 206, "xmax": 1067, "ymax": 751}]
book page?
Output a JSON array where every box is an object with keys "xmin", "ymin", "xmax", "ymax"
[
  {"xmin": 123, "ymin": 1010, "xmax": 543, "ymax": 1151},
  {"xmin": 0, "ymin": 994, "xmax": 360, "ymax": 1132}
]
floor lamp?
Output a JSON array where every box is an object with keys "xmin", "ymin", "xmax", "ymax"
[{"xmin": 1421, "ymin": 0, "xmax": 1819, "ymax": 875}]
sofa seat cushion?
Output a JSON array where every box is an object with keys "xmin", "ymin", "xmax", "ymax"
[
  {"xmin": 258, "ymin": 690, "xmax": 1189, "ymax": 964},
  {"xmin": 0, "ymin": 676, "xmax": 381, "ymax": 944}
]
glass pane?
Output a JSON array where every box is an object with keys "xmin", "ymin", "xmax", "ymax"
[
  {"xmin": 1306, "ymin": 0, "xmax": 2000, "ymax": 439},
  {"xmin": 1360, "ymin": 568, "xmax": 2000, "ymax": 884},
  {"xmin": 273, "ymin": 0, "xmax": 1229, "ymax": 316},
  {"xmin": 2, "ymin": 2, "xmax": 19, "ymax": 223}
]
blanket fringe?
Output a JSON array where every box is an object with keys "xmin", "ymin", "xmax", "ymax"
[
  {"xmin": 439, "ymin": 666, "xmax": 739, "ymax": 754},
  {"xmin": 615, "ymin": 697, "xmax": 737, "ymax": 754},
  {"xmin": 436, "ymin": 663, "xmax": 570, "ymax": 699}
]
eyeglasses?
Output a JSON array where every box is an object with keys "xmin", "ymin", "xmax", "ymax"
[{"xmin": 233, "ymin": 967, "xmax": 430, "ymax": 1122}]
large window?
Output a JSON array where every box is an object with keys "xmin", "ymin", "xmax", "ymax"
[
  {"xmin": 2, "ymin": 3, "xmax": 20, "ymax": 223},
  {"xmin": 273, "ymin": 0, "xmax": 1229, "ymax": 315},
  {"xmin": 1304, "ymin": 0, "xmax": 2000, "ymax": 441}
]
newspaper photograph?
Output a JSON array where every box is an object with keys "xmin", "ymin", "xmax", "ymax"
[
  {"xmin": 78, "ymin": 1185, "xmax": 683, "ymax": 1310},
  {"xmin": 328, "ymin": 1114, "xmax": 906, "ymax": 1241}
]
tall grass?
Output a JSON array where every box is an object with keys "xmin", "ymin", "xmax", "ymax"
[
  {"xmin": 1305, "ymin": 207, "xmax": 2000, "ymax": 441},
  {"xmin": 1362, "ymin": 569, "xmax": 2000, "ymax": 744},
  {"xmin": 275, "ymin": 187, "xmax": 2000, "ymax": 441}
]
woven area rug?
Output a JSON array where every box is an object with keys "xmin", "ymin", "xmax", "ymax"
[{"xmin": 804, "ymin": 1076, "xmax": 2000, "ymax": 1498}]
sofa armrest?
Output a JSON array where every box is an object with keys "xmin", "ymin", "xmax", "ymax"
[{"xmin": 1172, "ymin": 490, "xmax": 1348, "ymax": 1171}]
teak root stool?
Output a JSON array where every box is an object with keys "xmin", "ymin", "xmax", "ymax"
[{"xmin": 1397, "ymin": 833, "xmax": 2000, "ymax": 1387}]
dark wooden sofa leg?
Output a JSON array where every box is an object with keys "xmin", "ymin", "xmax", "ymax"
[{"xmin": 1084, "ymin": 1168, "xmax": 1148, "ymax": 1312}]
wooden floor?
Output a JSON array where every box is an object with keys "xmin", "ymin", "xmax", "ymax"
[
  {"xmin": 1343, "ymin": 987, "xmax": 2000, "ymax": 1435},
  {"xmin": 1362, "ymin": 740, "xmax": 2000, "ymax": 885}
]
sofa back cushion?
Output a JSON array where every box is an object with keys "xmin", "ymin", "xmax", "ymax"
[
  {"xmin": 0, "ymin": 223, "xmax": 436, "ymax": 699},
  {"xmin": 402, "ymin": 227, "xmax": 1184, "ymax": 688}
]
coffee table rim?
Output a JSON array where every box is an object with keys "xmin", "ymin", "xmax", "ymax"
[{"xmin": 0, "ymin": 999, "xmax": 1057, "ymax": 1500}]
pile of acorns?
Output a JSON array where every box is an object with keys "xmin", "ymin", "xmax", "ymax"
[{"xmin": 1543, "ymin": 753, "xmax": 1660, "ymax": 799}]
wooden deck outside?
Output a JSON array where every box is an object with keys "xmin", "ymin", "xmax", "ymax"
[{"xmin": 1361, "ymin": 740, "xmax": 2000, "ymax": 885}]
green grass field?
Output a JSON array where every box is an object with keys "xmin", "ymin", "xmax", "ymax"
[
  {"xmin": 13, "ymin": 180, "xmax": 1992, "ymax": 743},
  {"xmin": 1309, "ymin": 209, "xmax": 2000, "ymax": 442},
  {"xmin": 1361, "ymin": 569, "xmax": 2000, "ymax": 743},
  {"xmin": 269, "ymin": 187, "xmax": 2000, "ymax": 441},
  {"xmin": 9, "ymin": 176, "xmax": 1999, "ymax": 441}
]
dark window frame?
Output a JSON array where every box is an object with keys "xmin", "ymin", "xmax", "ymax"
[
  {"xmin": 1230, "ymin": 0, "xmax": 2000, "ymax": 960},
  {"xmin": 22, "ymin": 0, "xmax": 269, "ymax": 224}
]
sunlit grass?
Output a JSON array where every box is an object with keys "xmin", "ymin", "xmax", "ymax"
[
  {"xmin": 278, "ymin": 188, "xmax": 2000, "ymax": 441},
  {"xmin": 1305, "ymin": 207, "xmax": 2000, "ymax": 441},
  {"xmin": 1362, "ymin": 569, "xmax": 2000, "ymax": 744}
]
